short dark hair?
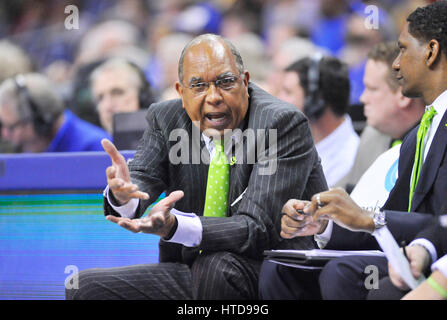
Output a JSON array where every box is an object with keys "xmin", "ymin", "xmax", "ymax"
[
  {"xmin": 285, "ymin": 56, "xmax": 350, "ymax": 117},
  {"xmin": 407, "ymin": 1, "xmax": 447, "ymax": 59},
  {"xmin": 367, "ymin": 41, "xmax": 400, "ymax": 92},
  {"xmin": 177, "ymin": 34, "xmax": 244, "ymax": 83}
]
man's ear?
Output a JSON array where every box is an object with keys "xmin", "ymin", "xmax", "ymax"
[
  {"xmin": 175, "ymin": 81, "xmax": 184, "ymax": 107},
  {"xmin": 242, "ymin": 70, "xmax": 250, "ymax": 86},
  {"xmin": 426, "ymin": 39, "xmax": 440, "ymax": 67}
]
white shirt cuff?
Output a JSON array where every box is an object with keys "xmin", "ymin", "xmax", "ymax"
[
  {"xmin": 314, "ymin": 220, "xmax": 333, "ymax": 249},
  {"xmin": 431, "ymin": 254, "xmax": 447, "ymax": 279},
  {"xmin": 103, "ymin": 185, "xmax": 139, "ymax": 219},
  {"xmin": 409, "ymin": 238, "xmax": 438, "ymax": 264},
  {"xmin": 165, "ymin": 208, "xmax": 202, "ymax": 247}
]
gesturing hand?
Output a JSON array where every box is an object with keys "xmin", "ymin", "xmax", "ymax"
[
  {"xmin": 102, "ymin": 139, "xmax": 149, "ymax": 205},
  {"xmin": 311, "ymin": 188, "xmax": 375, "ymax": 233},
  {"xmin": 280, "ymin": 199, "xmax": 325, "ymax": 239},
  {"xmin": 106, "ymin": 190, "xmax": 185, "ymax": 238}
]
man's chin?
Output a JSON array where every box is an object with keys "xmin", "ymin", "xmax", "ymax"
[
  {"xmin": 201, "ymin": 118, "xmax": 234, "ymax": 137},
  {"xmin": 401, "ymin": 86, "xmax": 421, "ymax": 99}
]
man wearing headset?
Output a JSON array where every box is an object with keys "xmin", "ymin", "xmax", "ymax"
[
  {"xmin": 0, "ymin": 73, "xmax": 110, "ymax": 153},
  {"xmin": 90, "ymin": 58, "xmax": 156, "ymax": 135},
  {"xmin": 277, "ymin": 55, "xmax": 359, "ymax": 187}
]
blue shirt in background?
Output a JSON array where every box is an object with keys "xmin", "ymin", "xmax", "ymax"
[{"xmin": 46, "ymin": 110, "xmax": 111, "ymax": 152}]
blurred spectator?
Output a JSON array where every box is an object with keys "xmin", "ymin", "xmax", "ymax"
[
  {"xmin": 0, "ymin": 73, "xmax": 110, "ymax": 153},
  {"xmin": 264, "ymin": 23, "xmax": 297, "ymax": 61},
  {"xmin": 174, "ymin": 1, "xmax": 222, "ymax": 35},
  {"xmin": 0, "ymin": 40, "xmax": 34, "ymax": 82},
  {"xmin": 266, "ymin": 36, "xmax": 325, "ymax": 96},
  {"xmin": 90, "ymin": 58, "xmax": 156, "ymax": 134},
  {"xmin": 277, "ymin": 55, "xmax": 359, "ymax": 187},
  {"xmin": 68, "ymin": 18, "xmax": 150, "ymax": 126},
  {"xmin": 151, "ymin": 32, "xmax": 193, "ymax": 100},
  {"xmin": 261, "ymin": 0, "xmax": 320, "ymax": 39},
  {"xmin": 390, "ymin": 0, "xmax": 431, "ymax": 32},
  {"xmin": 220, "ymin": 8, "xmax": 256, "ymax": 39},
  {"xmin": 75, "ymin": 19, "xmax": 142, "ymax": 66},
  {"xmin": 227, "ymin": 32, "xmax": 268, "ymax": 87},
  {"xmin": 0, "ymin": 40, "xmax": 35, "ymax": 152},
  {"xmin": 340, "ymin": 4, "xmax": 397, "ymax": 104},
  {"xmin": 310, "ymin": 0, "xmax": 350, "ymax": 56}
]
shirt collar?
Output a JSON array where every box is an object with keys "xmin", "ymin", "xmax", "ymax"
[
  {"xmin": 428, "ymin": 89, "xmax": 447, "ymax": 118},
  {"xmin": 201, "ymin": 130, "xmax": 242, "ymax": 156}
]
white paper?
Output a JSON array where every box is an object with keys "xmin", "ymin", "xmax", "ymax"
[
  {"xmin": 373, "ymin": 226, "xmax": 425, "ymax": 289},
  {"xmin": 267, "ymin": 260, "xmax": 324, "ymax": 270},
  {"xmin": 266, "ymin": 249, "xmax": 385, "ymax": 270},
  {"xmin": 269, "ymin": 249, "xmax": 385, "ymax": 258}
]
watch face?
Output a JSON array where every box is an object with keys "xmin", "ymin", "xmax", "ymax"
[{"xmin": 373, "ymin": 211, "xmax": 386, "ymax": 229}]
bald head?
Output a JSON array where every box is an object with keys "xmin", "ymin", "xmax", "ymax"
[{"xmin": 177, "ymin": 34, "xmax": 245, "ymax": 83}]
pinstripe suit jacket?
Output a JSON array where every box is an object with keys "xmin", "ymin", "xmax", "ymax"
[{"xmin": 104, "ymin": 83, "xmax": 328, "ymax": 265}]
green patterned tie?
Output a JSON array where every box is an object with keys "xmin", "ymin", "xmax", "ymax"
[
  {"xmin": 408, "ymin": 106, "xmax": 437, "ymax": 211},
  {"xmin": 203, "ymin": 140, "xmax": 229, "ymax": 217}
]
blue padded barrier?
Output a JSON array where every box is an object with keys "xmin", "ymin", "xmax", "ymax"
[
  {"xmin": 0, "ymin": 151, "xmax": 165, "ymax": 300},
  {"xmin": 0, "ymin": 151, "xmax": 135, "ymax": 192}
]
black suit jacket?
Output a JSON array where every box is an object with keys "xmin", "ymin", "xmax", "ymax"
[
  {"xmin": 326, "ymin": 107, "xmax": 447, "ymax": 250},
  {"xmin": 104, "ymin": 83, "xmax": 328, "ymax": 264},
  {"xmin": 416, "ymin": 217, "xmax": 447, "ymax": 260}
]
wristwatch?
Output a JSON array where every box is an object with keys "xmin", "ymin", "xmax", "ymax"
[{"xmin": 372, "ymin": 209, "xmax": 387, "ymax": 230}]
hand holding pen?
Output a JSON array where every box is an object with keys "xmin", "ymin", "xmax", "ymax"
[
  {"xmin": 280, "ymin": 198, "xmax": 326, "ymax": 239},
  {"xmin": 389, "ymin": 243, "xmax": 432, "ymax": 290}
]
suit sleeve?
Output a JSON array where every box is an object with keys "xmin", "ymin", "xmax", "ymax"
[
  {"xmin": 415, "ymin": 219, "xmax": 447, "ymax": 260},
  {"xmin": 199, "ymin": 109, "xmax": 328, "ymax": 259},
  {"xmin": 325, "ymin": 210, "xmax": 434, "ymax": 250}
]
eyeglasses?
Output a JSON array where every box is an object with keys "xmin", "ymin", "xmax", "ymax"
[
  {"xmin": 186, "ymin": 75, "xmax": 242, "ymax": 95},
  {"xmin": 1, "ymin": 119, "xmax": 28, "ymax": 132}
]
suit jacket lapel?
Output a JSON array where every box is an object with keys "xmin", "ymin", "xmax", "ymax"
[{"xmin": 411, "ymin": 109, "xmax": 447, "ymax": 211}]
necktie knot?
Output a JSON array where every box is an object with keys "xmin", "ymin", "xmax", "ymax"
[
  {"xmin": 421, "ymin": 106, "xmax": 437, "ymax": 126},
  {"xmin": 215, "ymin": 140, "xmax": 224, "ymax": 153}
]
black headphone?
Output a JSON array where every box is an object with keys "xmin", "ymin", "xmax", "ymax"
[
  {"xmin": 125, "ymin": 60, "xmax": 156, "ymax": 109},
  {"xmin": 13, "ymin": 74, "xmax": 55, "ymax": 137},
  {"xmin": 303, "ymin": 53, "xmax": 326, "ymax": 120}
]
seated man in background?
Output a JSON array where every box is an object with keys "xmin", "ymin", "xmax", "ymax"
[
  {"xmin": 277, "ymin": 55, "xmax": 359, "ymax": 187},
  {"xmin": 0, "ymin": 73, "xmax": 110, "ymax": 152},
  {"xmin": 90, "ymin": 58, "xmax": 156, "ymax": 135},
  {"xmin": 336, "ymin": 41, "xmax": 425, "ymax": 192},
  {"xmin": 66, "ymin": 33, "xmax": 327, "ymax": 300}
]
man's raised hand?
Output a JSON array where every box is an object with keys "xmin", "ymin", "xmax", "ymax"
[
  {"xmin": 106, "ymin": 190, "xmax": 184, "ymax": 238},
  {"xmin": 102, "ymin": 139, "xmax": 149, "ymax": 205}
]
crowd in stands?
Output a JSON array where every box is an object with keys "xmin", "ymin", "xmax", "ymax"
[{"xmin": 0, "ymin": 0, "xmax": 431, "ymax": 173}]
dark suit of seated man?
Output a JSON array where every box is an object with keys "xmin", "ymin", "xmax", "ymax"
[
  {"xmin": 259, "ymin": 1, "xmax": 447, "ymax": 300},
  {"xmin": 65, "ymin": 34, "xmax": 327, "ymax": 300}
]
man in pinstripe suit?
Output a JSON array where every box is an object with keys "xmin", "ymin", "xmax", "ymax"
[{"xmin": 65, "ymin": 34, "xmax": 327, "ymax": 300}]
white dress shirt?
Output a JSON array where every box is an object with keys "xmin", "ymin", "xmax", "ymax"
[
  {"xmin": 315, "ymin": 90, "xmax": 447, "ymax": 251},
  {"xmin": 432, "ymin": 255, "xmax": 447, "ymax": 280},
  {"xmin": 104, "ymin": 132, "xmax": 240, "ymax": 247},
  {"xmin": 316, "ymin": 115, "xmax": 360, "ymax": 187}
]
